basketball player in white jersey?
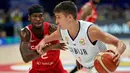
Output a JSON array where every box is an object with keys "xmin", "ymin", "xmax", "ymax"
[{"xmin": 35, "ymin": 1, "xmax": 126, "ymax": 73}]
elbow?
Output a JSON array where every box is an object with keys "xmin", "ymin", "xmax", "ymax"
[
  {"xmin": 120, "ymin": 40, "xmax": 126, "ymax": 50},
  {"xmin": 121, "ymin": 43, "xmax": 126, "ymax": 55},
  {"xmin": 123, "ymin": 43, "xmax": 126, "ymax": 51},
  {"xmin": 118, "ymin": 40, "xmax": 126, "ymax": 54}
]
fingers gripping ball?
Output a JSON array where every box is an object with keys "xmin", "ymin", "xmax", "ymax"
[{"xmin": 94, "ymin": 51, "xmax": 119, "ymax": 73}]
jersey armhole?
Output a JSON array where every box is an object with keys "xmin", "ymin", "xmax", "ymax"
[{"xmin": 86, "ymin": 24, "xmax": 97, "ymax": 45}]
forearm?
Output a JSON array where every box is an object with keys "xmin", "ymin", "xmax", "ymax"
[
  {"xmin": 43, "ymin": 43, "xmax": 64, "ymax": 51},
  {"xmin": 20, "ymin": 42, "xmax": 31, "ymax": 52},
  {"xmin": 42, "ymin": 30, "xmax": 60, "ymax": 43}
]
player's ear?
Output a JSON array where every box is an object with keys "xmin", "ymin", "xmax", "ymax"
[
  {"xmin": 28, "ymin": 15, "xmax": 31, "ymax": 21},
  {"xmin": 68, "ymin": 14, "xmax": 72, "ymax": 20}
]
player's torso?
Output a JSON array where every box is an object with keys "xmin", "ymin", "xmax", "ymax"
[
  {"xmin": 60, "ymin": 20, "xmax": 100, "ymax": 68},
  {"xmin": 26, "ymin": 23, "xmax": 60, "ymax": 70},
  {"xmin": 78, "ymin": 2, "xmax": 98, "ymax": 23}
]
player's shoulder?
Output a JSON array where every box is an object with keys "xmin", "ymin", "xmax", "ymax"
[
  {"xmin": 79, "ymin": 20, "xmax": 94, "ymax": 25},
  {"xmin": 79, "ymin": 20, "xmax": 95, "ymax": 32},
  {"xmin": 20, "ymin": 27, "xmax": 30, "ymax": 37},
  {"xmin": 21, "ymin": 26, "xmax": 29, "ymax": 33}
]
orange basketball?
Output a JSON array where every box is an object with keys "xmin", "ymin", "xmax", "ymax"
[{"xmin": 94, "ymin": 51, "xmax": 119, "ymax": 73}]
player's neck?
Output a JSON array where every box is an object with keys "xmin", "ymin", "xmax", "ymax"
[
  {"xmin": 32, "ymin": 26, "xmax": 44, "ymax": 39},
  {"xmin": 68, "ymin": 20, "xmax": 79, "ymax": 38},
  {"xmin": 32, "ymin": 26, "xmax": 43, "ymax": 32}
]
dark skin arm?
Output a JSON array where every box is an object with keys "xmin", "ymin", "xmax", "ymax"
[
  {"xmin": 19, "ymin": 28, "xmax": 39, "ymax": 63},
  {"xmin": 19, "ymin": 28, "xmax": 31, "ymax": 51},
  {"xmin": 80, "ymin": 4, "xmax": 92, "ymax": 20}
]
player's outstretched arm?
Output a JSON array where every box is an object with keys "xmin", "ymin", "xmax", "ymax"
[
  {"xmin": 35, "ymin": 26, "xmax": 61, "ymax": 54},
  {"xmin": 42, "ymin": 43, "xmax": 67, "ymax": 52},
  {"xmin": 88, "ymin": 25, "xmax": 126, "ymax": 62}
]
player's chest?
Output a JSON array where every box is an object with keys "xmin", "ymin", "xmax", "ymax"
[{"xmin": 63, "ymin": 30, "xmax": 87, "ymax": 46}]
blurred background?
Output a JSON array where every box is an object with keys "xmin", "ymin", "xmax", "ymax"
[{"xmin": 0, "ymin": 0, "xmax": 130, "ymax": 73}]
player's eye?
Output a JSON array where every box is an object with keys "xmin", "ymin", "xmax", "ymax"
[
  {"xmin": 32, "ymin": 15, "xmax": 37, "ymax": 17},
  {"xmin": 39, "ymin": 14, "xmax": 43, "ymax": 17},
  {"xmin": 57, "ymin": 17, "xmax": 60, "ymax": 19}
]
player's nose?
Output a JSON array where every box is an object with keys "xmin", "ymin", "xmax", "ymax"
[
  {"xmin": 36, "ymin": 17, "xmax": 40, "ymax": 21},
  {"xmin": 55, "ymin": 20, "xmax": 59, "ymax": 25}
]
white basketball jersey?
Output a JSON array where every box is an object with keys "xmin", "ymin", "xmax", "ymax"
[{"xmin": 60, "ymin": 20, "xmax": 100, "ymax": 68}]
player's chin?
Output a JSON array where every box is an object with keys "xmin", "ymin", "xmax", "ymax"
[
  {"xmin": 35, "ymin": 24, "xmax": 43, "ymax": 28},
  {"xmin": 60, "ymin": 27, "xmax": 66, "ymax": 30}
]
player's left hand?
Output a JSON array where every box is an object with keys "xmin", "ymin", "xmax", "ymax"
[{"xmin": 107, "ymin": 49, "xmax": 120, "ymax": 65}]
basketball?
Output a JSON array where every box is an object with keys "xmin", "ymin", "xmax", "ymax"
[{"xmin": 94, "ymin": 51, "xmax": 119, "ymax": 73}]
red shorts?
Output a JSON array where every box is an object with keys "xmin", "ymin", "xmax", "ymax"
[
  {"xmin": 29, "ymin": 68, "xmax": 67, "ymax": 73},
  {"xmin": 29, "ymin": 60, "xmax": 67, "ymax": 73}
]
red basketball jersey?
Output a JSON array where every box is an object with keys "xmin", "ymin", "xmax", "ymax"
[
  {"xmin": 77, "ymin": 2, "xmax": 98, "ymax": 23},
  {"xmin": 26, "ymin": 22, "xmax": 61, "ymax": 71}
]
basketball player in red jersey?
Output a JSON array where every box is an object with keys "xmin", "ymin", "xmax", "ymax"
[
  {"xmin": 77, "ymin": 0, "xmax": 100, "ymax": 23},
  {"xmin": 19, "ymin": 5, "xmax": 67, "ymax": 73}
]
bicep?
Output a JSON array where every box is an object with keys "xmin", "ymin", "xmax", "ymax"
[{"xmin": 89, "ymin": 25, "xmax": 119, "ymax": 45}]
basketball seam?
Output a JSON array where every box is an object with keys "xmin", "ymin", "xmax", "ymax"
[{"xmin": 97, "ymin": 52, "xmax": 113, "ymax": 73}]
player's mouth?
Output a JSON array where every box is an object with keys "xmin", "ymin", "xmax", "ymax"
[{"xmin": 35, "ymin": 23, "xmax": 42, "ymax": 27}]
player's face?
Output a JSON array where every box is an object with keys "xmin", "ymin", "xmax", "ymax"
[
  {"xmin": 55, "ymin": 12, "xmax": 70, "ymax": 29},
  {"xmin": 29, "ymin": 13, "xmax": 44, "ymax": 28}
]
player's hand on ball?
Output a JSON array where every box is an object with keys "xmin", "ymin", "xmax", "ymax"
[{"xmin": 107, "ymin": 49, "xmax": 120, "ymax": 65}]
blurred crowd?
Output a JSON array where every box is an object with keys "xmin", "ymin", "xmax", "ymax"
[
  {"xmin": 0, "ymin": 7, "xmax": 23, "ymax": 37},
  {"xmin": 97, "ymin": 4, "xmax": 130, "ymax": 20},
  {"xmin": 0, "ymin": 3, "xmax": 130, "ymax": 38}
]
